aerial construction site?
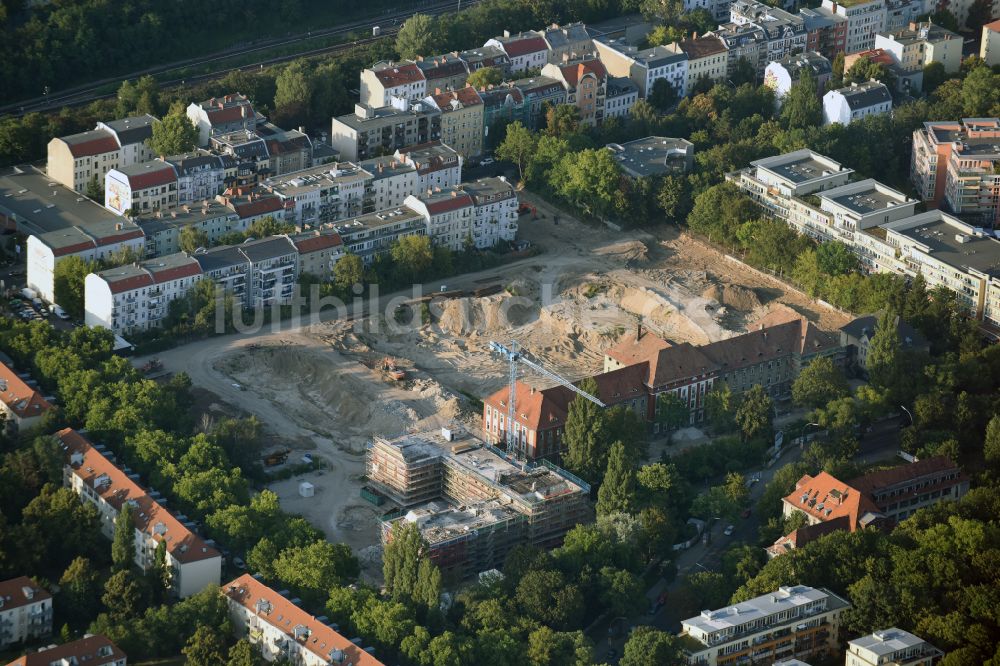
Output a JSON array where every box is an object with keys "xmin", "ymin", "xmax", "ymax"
[{"xmin": 146, "ymin": 196, "xmax": 851, "ymax": 580}]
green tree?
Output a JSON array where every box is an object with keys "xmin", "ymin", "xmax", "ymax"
[
  {"xmin": 85, "ymin": 174, "xmax": 104, "ymax": 203},
  {"xmin": 780, "ymin": 69, "xmax": 822, "ymax": 130},
  {"xmin": 150, "ymin": 539, "xmax": 171, "ymax": 602},
  {"xmin": 792, "ymin": 357, "xmax": 850, "ymax": 409},
  {"xmin": 735, "ymin": 385, "xmax": 773, "ymax": 442},
  {"xmin": 495, "ymin": 121, "xmax": 537, "ymax": 181},
  {"xmin": 390, "ymin": 235, "xmax": 434, "ymax": 280},
  {"xmin": 922, "ymin": 61, "xmax": 947, "ymax": 94},
  {"xmin": 563, "ymin": 377, "xmax": 610, "ymax": 482},
  {"xmin": 648, "ymin": 78, "xmax": 677, "ymax": 112},
  {"xmin": 966, "ymin": 0, "xmax": 992, "ymax": 28},
  {"xmin": 179, "ymin": 226, "xmax": 209, "ymax": 253},
  {"xmin": 657, "ymin": 175, "xmax": 690, "ymax": 224},
  {"xmin": 556, "ymin": 148, "xmax": 621, "ymax": 219},
  {"xmin": 182, "ymin": 625, "xmax": 227, "ymax": 666},
  {"xmin": 53, "ymin": 255, "xmax": 97, "ymax": 319},
  {"xmin": 466, "ymin": 67, "xmax": 503, "ymax": 89},
  {"xmin": 396, "ymin": 14, "xmax": 438, "ymax": 60},
  {"xmin": 58, "ymin": 556, "xmax": 102, "ymax": 627},
  {"xmin": 227, "ymin": 639, "xmax": 265, "ymax": 666},
  {"xmin": 273, "ymin": 60, "xmax": 315, "ymax": 128},
  {"xmin": 515, "ymin": 569, "xmax": 584, "ymax": 630},
  {"xmin": 333, "ymin": 253, "xmax": 364, "ymax": 292},
  {"xmin": 101, "ymin": 570, "xmax": 141, "ymax": 621},
  {"xmin": 383, "ymin": 521, "xmax": 424, "ymax": 603},
  {"xmin": 112, "ymin": 501, "xmax": 135, "ymax": 571},
  {"xmin": 867, "ymin": 310, "xmax": 902, "ymax": 396},
  {"xmin": 526, "ymin": 626, "xmax": 592, "ymax": 666},
  {"xmin": 246, "ymin": 215, "xmax": 294, "ymax": 239},
  {"xmin": 705, "ymin": 384, "xmax": 737, "ymax": 433},
  {"xmin": 656, "ymin": 392, "xmax": 690, "ymax": 437},
  {"xmin": 545, "ymin": 103, "xmax": 581, "ymax": 137},
  {"xmin": 831, "ymin": 52, "xmax": 846, "ymax": 87},
  {"xmin": 272, "ymin": 540, "xmax": 359, "ymax": 605},
  {"xmin": 596, "ymin": 441, "xmax": 637, "ymax": 516},
  {"xmin": 816, "ymin": 241, "xmax": 859, "ymax": 275},
  {"xmin": 147, "ymin": 109, "xmax": 197, "ymax": 156},
  {"xmin": 984, "ymin": 415, "xmax": 1000, "ymax": 469},
  {"xmin": 620, "ymin": 627, "xmax": 683, "ymax": 666}
]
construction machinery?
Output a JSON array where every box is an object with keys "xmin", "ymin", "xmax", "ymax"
[
  {"xmin": 264, "ymin": 449, "xmax": 291, "ymax": 466},
  {"xmin": 489, "ymin": 340, "xmax": 605, "ymax": 459},
  {"xmin": 381, "ymin": 357, "xmax": 407, "ymax": 381}
]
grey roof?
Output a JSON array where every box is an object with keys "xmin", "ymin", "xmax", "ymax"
[
  {"xmin": 101, "ymin": 114, "xmax": 158, "ymax": 145},
  {"xmin": 607, "ymin": 136, "xmax": 693, "ymax": 178},
  {"xmin": 194, "ymin": 245, "xmax": 247, "ymax": 273},
  {"xmin": 607, "ymin": 76, "xmax": 639, "ymax": 97},
  {"xmin": 333, "ymin": 103, "xmax": 439, "ymax": 132},
  {"xmin": 800, "ymin": 6, "xmax": 846, "ymax": 30},
  {"xmin": 460, "ymin": 177, "xmax": 515, "ymax": 202},
  {"xmin": 833, "ymin": 81, "xmax": 892, "ymax": 110},
  {"xmin": 538, "ymin": 22, "xmax": 591, "ymax": 49},
  {"xmin": 237, "ymin": 236, "xmax": 297, "ymax": 262},
  {"xmin": 60, "ymin": 128, "xmax": 116, "ymax": 147},
  {"xmin": 840, "ymin": 314, "xmax": 928, "ymax": 348},
  {"xmin": 135, "ymin": 201, "xmax": 237, "ymax": 235},
  {"xmin": 881, "ymin": 22, "xmax": 959, "ymax": 45},
  {"xmin": 753, "ymin": 150, "xmax": 847, "ymax": 184},
  {"xmin": 512, "ymin": 76, "xmax": 565, "ymax": 97},
  {"xmin": 358, "ymin": 154, "xmax": 416, "ymax": 180},
  {"xmin": 849, "ymin": 628, "xmax": 937, "ymax": 657},
  {"xmin": 775, "ymin": 51, "xmax": 832, "ymax": 78},
  {"xmin": 458, "ymin": 45, "xmax": 510, "ymax": 66},
  {"xmin": 888, "ymin": 212, "xmax": 1000, "ymax": 277},
  {"xmin": 682, "ymin": 585, "xmax": 849, "ymax": 637},
  {"xmin": 0, "ymin": 166, "xmax": 142, "ymax": 248},
  {"xmin": 164, "ymin": 151, "xmax": 224, "ymax": 177},
  {"xmin": 595, "ymin": 36, "xmax": 688, "ymax": 68},
  {"xmin": 115, "ymin": 158, "xmax": 175, "ymax": 179}
]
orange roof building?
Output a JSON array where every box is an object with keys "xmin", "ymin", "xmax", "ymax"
[
  {"xmin": 0, "ymin": 577, "xmax": 52, "ymax": 650},
  {"xmin": 0, "ymin": 362, "xmax": 52, "ymax": 431},
  {"xmin": 58, "ymin": 428, "xmax": 221, "ymax": 598},
  {"xmin": 223, "ymin": 574, "xmax": 385, "ymax": 666},
  {"xmin": 5, "ymin": 634, "xmax": 126, "ymax": 666}
]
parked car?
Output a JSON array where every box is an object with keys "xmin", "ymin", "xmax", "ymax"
[
  {"xmin": 724, "ymin": 524, "xmax": 735, "ymax": 536},
  {"xmin": 52, "ymin": 305, "xmax": 69, "ymax": 320},
  {"xmin": 480, "ymin": 157, "xmax": 495, "ymax": 166},
  {"xmin": 232, "ymin": 556, "xmax": 246, "ymax": 570}
]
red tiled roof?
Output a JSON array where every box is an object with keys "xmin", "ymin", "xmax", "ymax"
[
  {"xmin": 484, "ymin": 380, "xmax": 574, "ymax": 431},
  {"xmin": 784, "ymin": 471, "xmax": 880, "ymax": 531},
  {"xmin": 52, "ymin": 240, "xmax": 98, "ymax": 257},
  {"xmin": 502, "ymin": 35, "xmax": 548, "ymax": 57},
  {"xmin": 0, "ymin": 577, "xmax": 50, "ymax": 612},
  {"xmin": 124, "ymin": 164, "xmax": 176, "ymax": 190},
  {"xmin": 96, "ymin": 228, "xmax": 145, "ymax": 247},
  {"xmin": 986, "ymin": 19, "xmax": 1000, "ymax": 30},
  {"xmin": 230, "ymin": 195, "xmax": 284, "ymax": 219},
  {"xmin": 6, "ymin": 635, "xmax": 126, "ymax": 666},
  {"xmin": 680, "ymin": 35, "xmax": 727, "ymax": 59},
  {"xmin": 849, "ymin": 455, "xmax": 963, "ymax": 497},
  {"xmin": 107, "ymin": 273, "xmax": 154, "ymax": 294},
  {"xmin": 424, "ymin": 192, "xmax": 474, "ymax": 215},
  {"xmin": 431, "ymin": 86, "xmax": 484, "ymax": 109},
  {"xmin": 604, "ymin": 329, "xmax": 672, "ymax": 368},
  {"xmin": 57, "ymin": 428, "xmax": 221, "ymax": 564},
  {"xmin": 767, "ymin": 515, "xmax": 851, "ymax": 558},
  {"xmin": 558, "ymin": 60, "xmax": 608, "ymax": 87},
  {"xmin": 294, "ymin": 233, "xmax": 343, "ymax": 254},
  {"xmin": 0, "ymin": 362, "xmax": 52, "ymax": 419},
  {"xmin": 223, "ymin": 575, "xmax": 385, "ymax": 666},
  {"xmin": 591, "ymin": 363, "xmax": 649, "ymax": 407},
  {"xmin": 373, "ymin": 62, "xmax": 425, "ymax": 87},
  {"xmin": 647, "ymin": 343, "xmax": 716, "ymax": 388},
  {"xmin": 852, "ymin": 48, "xmax": 895, "ymax": 66},
  {"xmin": 64, "ymin": 134, "xmax": 121, "ymax": 158}
]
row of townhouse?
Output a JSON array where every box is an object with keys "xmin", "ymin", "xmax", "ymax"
[
  {"xmin": 83, "ymin": 176, "xmax": 517, "ymax": 334},
  {"xmin": 57, "ymin": 428, "xmax": 222, "ymax": 599},
  {"xmin": 483, "ymin": 309, "xmax": 842, "ymax": 460},
  {"xmin": 46, "ymin": 115, "xmax": 158, "ymax": 194},
  {"xmin": 679, "ymin": 584, "xmax": 942, "ymax": 666},
  {"xmin": 84, "ymin": 231, "xmax": 342, "ymax": 334},
  {"xmin": 728, "ymin": 147, "xmax": 1000, "ymax": 329}
]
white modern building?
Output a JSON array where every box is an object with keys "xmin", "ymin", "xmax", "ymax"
[
  {"xmin": 847, "ymin": 628, "xmax": 943, "ymax": 666},
  {"xmin": 164, "ymin": 151, "xmax": 226, "ymax": 206},
  {"xmin": 460, "ymin": 177, "xmax": 520, "ymax": 249},
  {"xmin": 822, "ymin": 81, "xmax": 892, "ymax": 126},
  {"xmin": 816, "ymin": 178, "xmax": 917, "ymax": 231},
  {"xmin": 404, "ymin": 176, "xmax": 518, "ymax": 251},
  {"xmin": 680, "ymin": 585, "xmax": 850, "ymax": 666},
  {"xmin": 821, "ymin": 0, "xmax": 887, "ymax": 53},
  {"xmin": 0, "ymin": 577, "xmax": 52, "ymax": 650},
  {"xmin": 262, "ymin": 162, "xmax": 374, "ymax": 229},
  {"xmin": 59, "ymin": 428, "xmax": 222, "ymax": 598},
  {"xmin": 605, "ymin": 76, "xmax": 640, "ymax": 119},
  {"xmin": 223, "ymin": 574, "xmax": 385, "ymax": 666},
  {"xmin": 404, "ymin": 189, "xmax": 475, "ymax": 251},
  {"xmin": 875, "ymin": 22, "xmax": 962, "ymax": 74},
  {"xmin": 594, "ymin": 35, "xmax": 689, "ymax": 98},
  {"xmin": 84, "ymin": 253, "xmax": 204, "ymax": 335}
]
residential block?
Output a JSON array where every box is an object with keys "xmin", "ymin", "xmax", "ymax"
[
  {"xmin": 0, "ymin": 363, "xmax": 52, "ymax": 433},
  {"xmin": 846, "ymin": 628, "xmax": 943, "ymax": 666},
  {"xmin": 46, "ymin": 115, "xmax": 158, "ymax": 194},
  {"xmin": 5, "ymin": 634, "xmax": 126, "ymax": 666},
  {"xmin": 0, "ymin": 578, "xmax": 51, "ymax": 651}
]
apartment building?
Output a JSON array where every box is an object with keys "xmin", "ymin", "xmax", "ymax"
[
  {"xmin": 223, "ymin": 574, "xmax": 384, "ymax": 666},
  {"xmin": 981, "ymin": 20, "xmax": 1000, "ymax": 67},
  {"xmin": 680, "ymin": 585, "xmax": 850, "ymax": 666},
  {"xmin": 196, "ymin": 236, "xmax": 299, "ymax": 309},
  {"xmin": 458, "ymin": 176, "xmax": 519, "ymax": 249},
  {"xmin": 360, "ymin": 156, "xmax": 419, "ymax": 212},
  {"xmin": 329, "ymin": 102, "xmax": 441, "ymax": 162},
  {"xmin": 782, "ymin": 456, "xmax": 968, "ymax": 530},
  {"xmin": 0, "ymin": 166, "xmax": 145, "ymax": 303},
  {"xmin": 764, "ymin": 52, "xmax": 833, "ymax": 106},
  {"xmin": 262, "ymin": 162, "xmax": 374, "ymax": 229},
  {"xmin": 163, "ymin": 151, "xmax": 226, "ymax": 206},
  {"xmin": 59, "ymin": 428, "xmax": 222, "ymax": 598},
  {"xmin": 511, "ymin": 76, "xmax": 568, "ymax": 130},
  {"xmin": 816, "ymin": 178, "xmax": 916, "ymax": 232},
  {"xmin": 605, "ymin": 76, "xmax": 639, "ymax": 119},
  {"xmin": 711, "ymin": 22, "xmax": 768, "ymax": 79},
  {"xmin": 479, "ymin": 85, "xmax": 528, "ymax": 150},
  {"xmin": 423, "ymin": 87, "xmax": 485, "ymax": 159},
  {"xmin": 396, "ymin": 142, "xmax": 463, "ymax": 194},
  {"xmin": 820, "ymin": 0, "xmax": 886, "ymax": 53},
  {"xmin": 594, "ymin": 35, "xmax": 689, "ymax": 98},
  {"xmin": 0, "ymin": 578, "xmax": 51, "ymax": 651},
  {"xmin": 459, "ymin": 45, "xmax": 511, "ymax": 76},
  {"xmin": 0, "ymin": 363, "xmax": 52, "ymax": 433},
  {"xmin": 882, "ymin": 211, "xmax": 1000, "ymax": 320},
  {"xmin": 729, "ymin": 0, "xmax": 809, "ymax": 74},
  {"xmin": 484, "ymin": 31, "xmax": 549, "ymax": 74},
  {"xmin": 403, "ymin": 188, "xmax": 475, "ymax": 251},
  {"xmin": 606, "ymin": 136, "xmax": 695, "ymax": 178},
  {"xmin": 135, "ymin": 201, "xmax": 241, "ymax": 258},
  {"xmin": 289, "ymin": 231, "xmax": 343, "ymax": 279},
  {"xmin": 187, "ymin": 94, "xmax": 262, "ymax": 147},
  {"xmin": 47, "ymin": 115, "xmax": 158, "ymax": 193},
  {"xmin": 327, "ymin": 206, "xmax": 426, "ymax": 264},
  {"xmin": 846, "ymin": 628, "xmax": 943, "ymax": 666},
  {"xmin": 414, "ymin": 53, "xmax": 470, "ymax": 93},
  {"xmin": 5, "ymin": 635, "xmax": 126, "ymax": 666},
  {"xmin": 910, "ymin": 118, "xmax": 1000, "ymax": 217},
  {"xmin": 541, "ymin": 58, "xmax": 608, "ymax": 127},
  {"xmin": 801, "ymin": 7, "xmax": 848, "ymax": 60},
  {"xmin": 84, "ymin": 253, "xmax": 203, "ymax": 334},
  {"xmin": 687, "ymin": 0, "xmax": 739, "ymax": 21},
  {"xmin": 210, "ymin": 130, "xmax": 272, "ymax": 177},
  {"xmin": 680, "ymin": 36, "xmax": 729, "ymax": 93},
  {"xmin": 368, "ymin": 428, "xmax": 590, "ymax": 579},
  {"xmin": 875, "ymin": 22, "xmax": 962, "ymax": 73},
  {"xmin": 104, "ymin": 159, "xmax": 178, "ymax": 215},
  {"xmin": 258, "ymin": 124, "xmax": 314, "ymax": 176},
  {"xmin": 536, "ymin": 22, "xmax": 594, "ymax": 63},
  {"xmin": 822, "ymin": 80, "xmax": 892, "ymax": 126},
  {"xmin": 361, "ymin": 61, "xmax": 428, "ymax": 108}
]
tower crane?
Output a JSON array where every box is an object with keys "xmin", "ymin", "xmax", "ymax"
[{"xmin": 489, "ymin": 340, "xmax": 605, "ymax": 459}]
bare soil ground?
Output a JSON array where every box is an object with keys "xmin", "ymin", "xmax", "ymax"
[{"xmin": 141, "ymin": 196, "xmax": 851, "ymax": 570}]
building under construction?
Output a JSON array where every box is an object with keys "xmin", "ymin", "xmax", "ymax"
[{"xmin": 368, "ymin": 427, "xmax": 591, "ymax": 579}]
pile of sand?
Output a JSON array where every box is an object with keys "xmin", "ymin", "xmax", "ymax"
[
  {"xmin": 436, "ymin": 295, "xmax": 539, "ymax": 338},
  {"xmin": 702, "ymin": 284, "xmax": 762, "ymax": 311},
  {"xmin": 595, "ymin": 239, "xmax": 650, "ymax": 263}
]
